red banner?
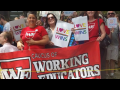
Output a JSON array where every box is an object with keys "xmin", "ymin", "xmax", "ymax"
[{"xmin": 0, "ymin": 41, "xmax": 101, "ymax": 79}]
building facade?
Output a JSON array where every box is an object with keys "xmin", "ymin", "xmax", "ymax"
[{"xmin": 0, "ymin": 11, "xmax": 37, "ymax": 21}]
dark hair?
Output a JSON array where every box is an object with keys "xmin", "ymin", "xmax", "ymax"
[
  {"xmin": 3, "ymin": 31, "xmax": 13, "ymax": 44},
  {"xmin": 45, "ymin": 13, "xmax": 57, "ymax": 29},
  {"xmin": 85, "ymin": 11, "xmax": 99, "ymax": 20},
  {"xmin": 66, "ymin": 18, "xmax": 72, "ymax": 22},
  {"xmin": 27, "ymin": 11, "xmax": 37, "ymax": 19},
  {"xmin": 0, "ymin": 14, "xmax": 6, "ymax": 20},
  {"xmin": 79, "ymin": 11, "xmax": 86, "ymax": 16},
  {"xmin": 116, "ymin": 14, "xmax": 120, "ymax": 21}
]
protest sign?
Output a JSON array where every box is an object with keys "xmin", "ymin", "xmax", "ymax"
[
  {"xmin": 51, "ymin": 20, "xmax": 73, "ymax": 47},
  {"xmin": 0, "ymin": 41, "xmax": 101, "ymax": 79},
  {"xmin": 63, "ymin": 11, "xmax": 75, "ymax": 16},
  {"xmin": 72, "ymin": 16, "xmax": 89, "ymax": 41},
  {"xmin": 107, "ymin": 17, "xmax": 118, "ymax": 28},
  {"xmin": 9, "ymin": 19, "xmax": 26, "ymax": 42},
  {"xmin": 39, "ymin": 11, "xmax": 61, "ymax": 20}
]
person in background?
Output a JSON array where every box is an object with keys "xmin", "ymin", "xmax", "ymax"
[
  {"xmin": 0, "ymin": 31, "xmax": 19, "ymax": 53},
  {"xmin": 36, "ymin": 20, "xmax": 43, "ymax": 26},
  {"xmin": 106, "ymin": 11, "xmax": 120, "ymax": 79},
  {"xmin": 24, "ymin": 17, "xmax": 29, "ymax": 27},
  {"xmin": 19, "ymin": 15, "xmax": 25, "ymax": 19},
  {"xmin": 60, "ymin": 11, "xmax": 65, "ymax": 21},
  {"xmin": 115, "ymin": 14, "xmax": 120, "ymax": 71},
  {"xmin": 0, "ymin": 14, "xmax": 10, "ymax": 32},
  {"xmin": 72, "ymin": 11, "xmax": 78, "ymax": 18},
  {"xmin": 0, "ymin": 31, "xmax": 19, "ymax": 79},
  {"xmin": 98, "ymin": 11, "xmax": 107, "ymax": 25},
  {"xmin": 79, "ymin": 11, "xmax": 87, "ymax": 16},
  {"xmin": 41, "ymin": 15, "xmax": 47, "ymax": 28},
  {"xmin": 17, "ymin": 11, "xmax": 49, "ymax": 50},
  {"xmin": 66, "ymin": 18, "xmax": 72, "ymax": 24},
  {"xmin": 14, "ymin": 17, "xmax": 19, "ymax": 20},
  {"xmin": 0, "ymin": 24, "xmax": 3, "ymax": 47}
]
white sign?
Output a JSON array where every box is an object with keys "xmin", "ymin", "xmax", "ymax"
[
  {"xmin": 72, "ymin": 16, "xmax": 89, "ymax": 41},
  {"xmin": 39, "ymin": 11, "xmax": 61, "ymax": 20},
  {"xmin": 9, "ymin": 19, "xmax": 26, "ymax": 42},
  {"xmin": 51, "ymin": 20, "xmax": 73, "ymax": 47},
  {"xmin": 107, "ymin": 17, "xmax": 118, "ymax": 28},
  {"xmin": 63, "ymin": 11, "xmax": 75, "ymax": 16}
]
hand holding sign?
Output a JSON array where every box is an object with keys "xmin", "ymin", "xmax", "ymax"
[{"xmin": 72, "ymin": 16, "xmax": 89, "ymax": 41}]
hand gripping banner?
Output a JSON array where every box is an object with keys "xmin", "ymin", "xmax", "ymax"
[{"xmin": 0, "ymin": 41, "xmax": 101, "ymax": 79}]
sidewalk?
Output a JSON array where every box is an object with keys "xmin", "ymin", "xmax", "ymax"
[{"xmin": 106, "ymin": 64, "xmax": 120, "ymax": 79}]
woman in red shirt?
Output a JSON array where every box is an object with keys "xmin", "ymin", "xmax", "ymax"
[{"xmin": 17, "ymin": 11, "xmax": 49, "ymax": 50}]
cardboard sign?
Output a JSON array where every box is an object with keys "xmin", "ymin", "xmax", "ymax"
[
  {"xmin": 63, "ymin": 11, "xmax": 75, "ymax": 16},
  {"xmin": 72, "ymin": 16, "xmax": 89, "ymax": 41},
  {"xmin": 9, "ymin": 19, "xmax": 26, "ymax": 42},
  {"xmin": 39, "ymin": 11, "xmax": 61, "ymax": 20},
  {"xmin": 107, "ymin": 17, "xmax": 118, "ymax": 28},
  {"xmin": 51, "ymin": 20, "xmax": 73, "ymax": 47},
  {"xmin": 0, "ymin": 41, "xmax": 101, "ymax": 79}
]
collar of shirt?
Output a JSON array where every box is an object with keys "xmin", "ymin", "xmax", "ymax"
[{"xmin": 3, "ymin": 43, "xmax": 11, "ymax": 47}]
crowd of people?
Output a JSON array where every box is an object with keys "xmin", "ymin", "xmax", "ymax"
[{"xmin": 0, "ymin": 11, "xmax": 120, "ymax": 79}]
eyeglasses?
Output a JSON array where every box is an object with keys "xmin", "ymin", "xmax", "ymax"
[
  {"xmin": 108, "ymin": 13, "xmax": 115, "ymax": 15},
  {"xmin": 47, "ymin": 17, "xmax": 54, "ymax": 20}
]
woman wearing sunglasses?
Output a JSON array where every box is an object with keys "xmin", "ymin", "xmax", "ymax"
[{"xmin": 45, "ymin": 13, "xmax": 60, "ymax": 48}]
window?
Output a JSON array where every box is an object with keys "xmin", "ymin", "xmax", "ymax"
[{"xmin": 9, "ymin": 11, "xmax": 24, "ymax": 20}]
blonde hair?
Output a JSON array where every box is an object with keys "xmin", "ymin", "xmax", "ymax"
[{"xmin": 14, "ymin": 17, "xmax": 19, "ymax": 20}]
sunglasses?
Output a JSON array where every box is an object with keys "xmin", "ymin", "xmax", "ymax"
[
  {"xmin": 47, "ymin": 16, "xmax": 54, "ymax": 20},
  {"xmin": 108, "ymin": 13, "xmax": 115, "ymax": 15}
]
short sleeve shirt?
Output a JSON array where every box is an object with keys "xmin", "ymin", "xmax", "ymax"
[
  {"xmin": 3, "ymin": 22, "xmax": 10, "ymax": 32},
  {"xmin": 85, "ymin": 19, "xmax": 104, "ymax": 43},
  {"xmin": 20, "ymin": 26, "xmax": 48, "ymax": 50}
]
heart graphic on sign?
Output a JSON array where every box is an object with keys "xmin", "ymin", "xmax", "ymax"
[
  {"xmin": 15, "ymin": 26, "xmax": 18, "ymax": 29},
  {"xmin": 76, "ymin": 24, "xmax": 79, "ymax": 28},
  {"xmin": 88, "ymin": 23, "xmax": 95, "ymax": 32},
  {"xmin": 59, "ymin": 28, "xmax": 63, "ymax": 32}
]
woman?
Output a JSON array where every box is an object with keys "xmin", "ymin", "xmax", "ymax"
[
  {"xmin": 17, "ymin": 11, "xmax": 49, "ymax": 50},
  {"xmin": 60, "ymin": 11, "xmax": 65, "ymax": 21},
  {"xmin": 45, "ymin": 13, "xmax": 61, "ymax": 48},
  {"xmin": 72, "ymin": 11, "xmax": 106, "ymax": 79}
]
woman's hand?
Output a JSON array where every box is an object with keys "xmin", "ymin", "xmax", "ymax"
[
  {"xmin": 71, "ymin": 28, "xmax": 76, "ymax": 33},
  {"xmin": 48, "ymin": 41, "xmax": 54, "ymax": 46},
  {"xmin": 17, "ymin": 41, "xmax": 24, "ymax": 50},
  {"xmin": 26, "ymin": 39, "xmax": 35, "ymax": 46},
  {"xmin": 96, "ymin": 36, "xmax": 103, "ymax": 42}
]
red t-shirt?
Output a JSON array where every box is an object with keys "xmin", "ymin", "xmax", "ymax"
[
  {"xmin": 20, "ymin": 26, "xmax": 48, "ymax": 50},
  {"xmin": 85, "ymin": 19, "xmax": 104, "ymax": 43},
  {"xmin": 105, "ymin": 25, "xmax": 110, "ymax": 35}
]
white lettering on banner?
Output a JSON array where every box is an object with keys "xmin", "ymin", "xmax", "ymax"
[
  {"xmin": 33, "ymin": 53, "xmax": 100, "ymax": 79},
  {"xmin": 0, "ymin": 53, "xmax": 100, "ymax": 79},
  {"xmin": 33, "ymin": 61, "xmax": 46, "ymax": 73},
  {"xmin": 33, "ymin": 53, "xmax": 89, "ymax": 73},
  {"xmin": 2, "ymin": 67, "xmax": 30, "ymax": 79},
  {"xmin": 37, "ymin": 65, "xmax": 100, "ymax": 79}
]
